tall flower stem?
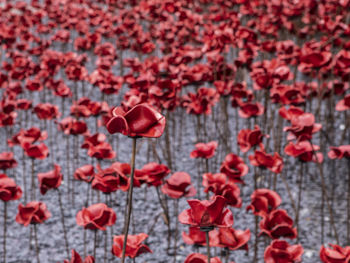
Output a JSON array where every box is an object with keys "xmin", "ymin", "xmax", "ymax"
[
  {"xmin": 57, "ymin": 189, "xmax": 69, "ymax": 258},
  {"xmin": 173, "ymin": 199, "xmax": 179, "ymax": 263},
  {"xmin": 33, "ymin": 224, "xmax": 40, "ymax": 263},
  {"xmin": 121, "ymin": 137, "xmax": 137, "ymax": 263},
  {"xmin": 93, "ymin": 230, "xmax": 97, "ymax": 259},
  {"xmin": 347, "ymin": 160, "xmax": 350, "ymax": 244},
  {"xmin": 3, "ymin": 202, "xmax": 7, "ymax": 263},
  {"xmin": 31, "ymin": 158, "xmax": 36, "ymax": 200},
  {"xmin": 205, "ymin": 230, "xmax": 211, "ymax": 263}
]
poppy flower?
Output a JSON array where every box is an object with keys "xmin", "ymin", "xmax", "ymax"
[
  {"xmin": 264, "ymin": 240, "xmax": 303, "ymax": 263},
  {"xmin": 9, "ymin": 127, "xmax": 48, "ymax": 147},
  {"xmin": 182, "ymin": 227, "xmax": 219, "ymax": 246},
  {"xmin": 16, "ymin": 201, "xmax": 51, "ymax": 226},
  {"xmin": 76, "ymin": 203, "xmax": 116, "ymax": 231},
  {"xmin": 259, "ymin": 209, "xmax": 297, "ymax": 239},
  {"xmin": 33, "ymin": 103, "xmax": 60, "ymax": 120},
  {"xmin": 237, "ymin": 125, "xmax": 264, "ymax": 153},
  {"xmin": 37, "ymin": 164, "xmax": 63, "ymax": 195},
  {"xmin": 92, "ymin": 165, "xmax": 129, "ymax": 193},
  {"xmin": 0, "ymin": 173, "xmax": 22, "ymax": 201},
  {"xmin": 184, "ymin": 253, "xmax": 222, "ymax": 263},
  {"xmin": 249, "ymin": 148, "xmax": 283, "ymax": 174},
  {"xmin": 134, "ymin": 162, "xmax": 170, "ymax": 187},
  {"xmin": 81, "ymin": 133, "xmax": 116, "ymax": 160},
  {"xmin": 298, "ymin": 51, "xmax": 332, "ymax": 72},
  {"xmin": 178, "ymin": 195, "xmax": 233, "ymax": 228},
  {"xmin": 63, "ymin": 249, "xmax": 95, "ymax": 263},
  {"xmin": 284, "ymin": 141, "xmax": 323, "ymax": 163},
  {"xmin": 246, "ymin": 189, "xmax": 282, "ymax": 217},
  {"xmin": 23, "ymin": 143, "xmax": 49, "ymax": 160},
  {"xmin": 182, "ymin": 87, "xmax": 220, "ymax": 115},
  {"xmin": 112, "ymin": 233, "xmax": 152, "ymax": 258},
  {"xmin": 0, "ymin": 152, "xmax": 18, "ymax": 170},
  {"xmin": 335, "ymin": 94, "xmax": 350, "ymax": 111},
  {"xmin": 216, "ymin": 227, "xmax": 250, "ymax": 251},
  {"xmin": 328, "ymin": 145, "xmax": 350, "ymax": 159},
  {"xmin": 190, "ymin": 141, "xmax": 218, "ymax": 159},
  {"xmin": 74, "ymin": 165, "xmax": 95, "ymax": 183},
  {"xmin": 106, "ymin": 103, "xmax": 166, "ymax": 138},
  {"xmin": 161, "ymin": 172, "xmax": 196, "ymax": 199},
  {"xmin": 220, "ymin": 153, "xmax": 249, "ymax": 183},
  {"xmin": 57, "ymin": 117, "xmax": 88, "ymax": 135},
  {"xmin": 284, "ymin": 112, "xmax": 322, "ymax": 141},
  {"xmin": 238, "ymin": 102, "xmax": 264, "ymax": 118},
  {"xmin": 320, "ymin": 244, "xmax": 350, "ymax": 263}
]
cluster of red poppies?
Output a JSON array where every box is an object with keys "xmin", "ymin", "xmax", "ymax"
[{"xmin": 0, "ymin": 0, "xmax": 350, "ymax": 262}]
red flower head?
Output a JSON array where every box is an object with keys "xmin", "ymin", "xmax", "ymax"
[
  {"xmin": 37, "ymin": 164, "xmax": 62, "ymax": 195},
  {"xmin": 264, "ymin": 240, "xmax": 303, "ymax": 263},
  {"xmin": 0, "ymin": 174, "xmax": 22, "ymax": 201},
  {"xmin": 76, "ymin": 203, "xmax": 116, "ymax": 231},
  {"xmin": 16, "ymin": 201, "xmax": 51, "ymax": 226},
  {"xmin": 238, "ymin": 102, "xmax": 264, "ymax": 118},
  {"xmin": 259, "ymin": 209, "xmax": 297, "ymax": 239},
  {"xmin": 182, "ymin": 87, "xmax": 220, "ymax": 115},
  {"xmin": 23, "ymin": 143, "xmax": 49, "ymax": 160},
  {"xmin": 284, "ymin": 112, "xmax": 322, "ymax": 141},
  {"xmin": 57, "ymin": 117, "xmax": 88, "ymax": 136},
  {"xmin": 246, "ymin": 189, "xmax": 282, "ymax": 217},
  {"xmin": 178, "ymin": 195, "xmax": 233, "ymax": 228},
  {"xmin": 284, "ymin": 141, "xmax": 323, "ymax": 163},
  {"xmin": 216, "ymin": 227, "xmax": 250, "ymax": 251},
  {"xmin": 81, "ymin": 133, "xmax": 116, "ymax": 160},
  {"xmin": 190, "ymin": 141, "xmax": 218, "ymax": 159},
  {"xmin": 298, "ymin": 51, "xmax": 332, "ymax": 73},
  {"xmin": 249, "ymin": 147, "xmax": 283, "ymax": 174},
  {"xmin": 63, "ymin": 249, "xmax": 95, "ymax": 263},
  {"xmin": 112, "ymin": 233, "xmax": 152, "ymax": 258},
  {"xmin": 161, "ymin": 172, "xmax": 196, "ymax": 199},
  {"xmin": 320, "ymin": 244, "xmax": 350, "ymax": 263},
  {"xmin": 33, "ymin": 103, "xmax": 60, "ymax": 120},
  {"xmin": 135, "ymin": 162, "xmax": 170, "ymax": 187},
  {"xmin": 0, "ymin": 152, "xmax": 18, "ymax": 170},
  {"xmin": 237, "ymin": 125, "xmax": 264, "ymax": 153},
  {"xmin": 335, "ymin": 94, "xmax": 350, "ymax": 111},
  {"xmin": 74, "ymin": 165, "xmax": 95, "ymax": 183},
  {"xmin": 92, "ymin": 164, "xmax": 130, "ymax": 193},
  {"xmin": 220, "ymin": 153, "xmax": 249, "ymax": 183},
  {"xmin": 328, "ymin": 145, "xmax": 350, "ymax": 159},
  {"xmin": 182, "ymin": 227, "xmax": 219, "ymax": 246},
  {"xmin": 184, "ymin": 253, "xmax": 222, "ymax": 263},
  {"xmin": 9, "ymin": 127, "xmax": 48, "ymax": 147},
  {"xmin": 106, "ymin": 103, "xmax": 165, "ymax": 138}
]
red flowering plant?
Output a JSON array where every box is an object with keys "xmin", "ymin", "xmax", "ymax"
[
  {"xmin": 76, "ymin": 203, "xmax": 116, "ymax": 231},
  {"xmin": 249, "ymin": 145, "xmax": 283, "ymax": 174},
  {"xmin": 264, "ymin": 240, "xmax": 303, "ymax": 263},
  {"xmin": 320, "ymin": 244, "xmax": 350, "ymax": 263},
  {"xmin": 112, "ymin": 233, "xmax": 152, "ymax": 259},
  {"xmin": 184, "ymin": 253, "xmax": 223, "ymax": 263},
  {"xmin": 220, "ymin": 153, "xmax": 249, "ymax": 183},
  {"xmin": 63, "ymin": 249, "xmax": 94, "ymax": 263}
]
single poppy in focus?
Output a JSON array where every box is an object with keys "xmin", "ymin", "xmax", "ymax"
[
  {"xmin": 237, "ymin": 125, "xmax": 264, "ymax": 153},
  {"xmin": 249, "ymin": 148, "xmax": 283, "ymax": 174},
  {"xmin": 246, "ymin": 189, "xmax": 282, "ymax": 217},
  {"xmin": 112, "ymin": 233, "xmax": 152, "ymax": 258},
  {"xmin": 134, "ymin": 162, "xmax": 170, "ymax": 187},
  {"xmin": 16, "ymin": 201, "xmax": 51, "ymax": 226},
  {"xmin": 76, "ymin": 203, "xmax": 116, "ymax": 231},
  {"xmin": 220, "ymin": 153, "xmax": 249, "ymax": 183},
  {"xmin": 264, "ymin": 239, "xmax": 303, "ymax": 263},
  {"xmin": 37, "ymin": 164, "xmax": 63, "ymax": 195},
  {"xmin": 161, "ymin": 172, "xmax": 196, "ymax": 199},
  {"xmin": 106, "ymin": 103, "xmax": 166, "ymax": 138},
  {"xmin": 0, "ymin": 173, "xmax": 22, "ymax": 201},
  {"xmin": 190, "ymin": 141, "xmax": 218, "ymax": 159}
]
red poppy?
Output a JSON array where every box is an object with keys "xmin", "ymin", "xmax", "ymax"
[
  {"xmin": 298, "ymin": 51, "xmax": 332, "ymax": 72},
  {"xmin": 57, "ymin": 117, "xmax": 88, "ymax": 135},
  {"xmin": 335, "ymin": 94, "xmax": 350, "ymax": 111},
  {"xmin": 33, "ymin": 103, "xmax": 60, "ymax": 120},
  {"xmin": 106, "ymin": 103, "xmax": 166, "ymax": 138},
  {"xmin": 320, "ymin": 244, "xmax": 350, "ymax": 263},
  {"xmin": 249, "ymin": 148, "xmax": 283, "ymax": 174},
  {"xmin": 284, "ymin": 112, "xmax": 322, "ymax": 141},
  {"xmin": 81, "ymin": 133, "xmax": 116, "ymax": 160},
  {"xmin": 76, "ymin": 203, "xmax": 116, "ymax": 231},
  {"xmin": 184, "ymin": 253, "xmax": 222, "ymax": 263},
  {"xmin": 92, "ymin": 165, "xmax": 129, "ymax": 193},
  {"xmin": 16, "ymin": 201, "xmax": 51, "ymax": 226},
  {"xmin": 135, "ymin": 162, "xmax": 170, "ymax": 187},
  {"xmin": 238, "ymin": 102, "xmax": 264, "ymax": 118},
  {"xmin": 259, "ymin": 209, "xmax": 297, "ymax": 239},
  {"xmin": 190, "ymin": 141, "xmax": 218, "ymax": 159},
  {"xmin": 264, "ymin": 240, "xmax": 303, "ymax": 263},
  {"xmin": 328, "ymin": 145, "xmax": 350, "ymax": 159},
  {"xmin": 284, "ymin": 141, "xmax": 323, "ymax": 163},
  {"xmin": 112, "ymin": 233, "xmax": 152, "ymax": 258},
  {"xmin": 23, "ymin": 143, "xmax": 49, "ymax": 160},
  {"xmin": 279, "ymin": 106, "xmax": 304, "ymax": 121},
  {"xmin": 237, "ymin": 125, "xmax": 264, "ymax": 153},
  {"xmin": 9, "ymin": 127, "xmax": 48, "ymax": 147},
  {"xmin": 161, "ymin": 172, "xmax": 196, "ymax": 199},
  {"xmin": 182, "ymin": 227, "xmax": 219, "ymax": 246},
  {"xmin": 178, "ymin": 195, "xmax": 233, "ymax": 228},
  {"xmin": 182, "ymin": 87, "xmax": 220, "ymax": 115},
  {"xmin": 37, "ymin": 164, "xmax": 62, "ymax": 195},
  {"xmin": 0, "ymin": 173, "xmax": 22, "ymax": 201},
  {"xmin": 0, "ymin": 152, "xmax": 18, "ymax": 170},
  {"xmin": 246, "ymin": 189, "xmax": 282, "ymax": 217},
  {"xmin": 63, "ymin": 249, "xmax": 95, "ymax": 263},
  {"xmin": 220, "ymin": 153, "xmax": 249, "ymax": 183},
  {"xmin": 216, "ymin": 227, "xmax": 250, "ymax": 251},
  {"xmin": 74, "ymin": 165, "xmax": 95, "ymax": 183}
]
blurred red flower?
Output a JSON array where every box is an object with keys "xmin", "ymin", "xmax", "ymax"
[
  {"xmin": 328, "ymin": 145, "xmax": 350, "ymax": 159},
  {"xmin": 76, "ymin": 203, "xmax": 116, "ymax": 231},
  {"xmin": 112, "ymin": 233, "xmax": 152, "ymax": 258},
  {"xmin": 220, "ymin": 153, "xmax": 249, "ymax": 183},
  {"xmin": 135, "ymin": 162, "xmax": 170, "ymax": 187},
  {"xmin": 320, "ymin": 244, "xmax": 350, "ymax": 263},
  {"xmin": 0, "ymin": 173, "xmax": 22, "ymax": 201},
  {"xmin": 264, "ymin": 240, "xmax": 303, "ymax": 263},
  {"xmin": 237, "ymin": 125, "xmax": 264, "ymax": 153},
  {"xmin": 246, "ymin": 189, "xmax": 282, "ymax": 217},
  {"xmin": 216, "ymin": 227, "xmax": 250, "ymax": 251},
  {"xmin": 161, "ymin": 172, "xmax": 196, "ymax": 198},
  {"xmin": 63, "ymin": 249, "xmax": 95, "ymax": 263},
  {"xmin": 16, "ymin": 201, "xmax": 51, "ymax": 226},
  {"xmin": 0, "ymin": 152, "xmax": 18, "ymax": 170},
  {"xmin": 184, "ymin": 253, "xmax": 222, "ymax": 263},
  {"xmin": 190, "ymin": 141, "xmax": 218, "ymax": 159}
]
